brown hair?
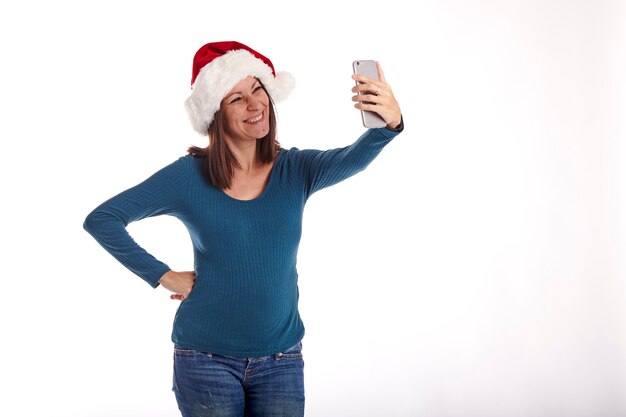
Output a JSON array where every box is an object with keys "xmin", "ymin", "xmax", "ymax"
[{"xmin": 187, "ymin": 84, "xmax": 280, "ymax": 190}]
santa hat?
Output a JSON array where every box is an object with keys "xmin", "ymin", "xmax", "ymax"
[{"xmin": 184, "ymin": 41, "xmax": 295, "ymax": 135}]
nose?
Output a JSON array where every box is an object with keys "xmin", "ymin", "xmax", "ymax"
[{"xmin": 247, "ymin": 95, "xmax": 262, "ymax": 111}]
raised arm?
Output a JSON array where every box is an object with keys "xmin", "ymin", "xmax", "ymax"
[
  {"xmin": 297, "ymin": 127, "xmax": 402, "ymax": 196},
  {"xmin": 297, "ymin": 62, "xmax": 404, "ymax": 196}
]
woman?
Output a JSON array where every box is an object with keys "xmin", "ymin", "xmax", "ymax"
[{"xmin": 84, "ymin": 41, "xmax": 403, "ymax": 417}]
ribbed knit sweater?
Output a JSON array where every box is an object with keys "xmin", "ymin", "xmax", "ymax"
[{"xmin": 83, "ymin": 126, "xmax": 401, "ymax": 356}]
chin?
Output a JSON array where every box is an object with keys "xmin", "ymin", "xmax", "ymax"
[{"xmin": 254, "ymin": 126, "xmax": 270, "ymax": 138}]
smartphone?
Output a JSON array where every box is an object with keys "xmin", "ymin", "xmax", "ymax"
[{"xmin": 352, "ymin": 60, "xmax": 387, "ymax": 128}]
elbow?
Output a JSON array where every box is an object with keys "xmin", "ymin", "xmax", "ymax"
[
  {"xmin": 83, "ymin": 210, "xmax": 98, "ymax": 235},
  {"xmin": 83, "ymin": 208, "xmax": 116, "ymax": 235},
  {"xmin": 83, "ymin": 206, "xmax": 128, "ymax": 237}
]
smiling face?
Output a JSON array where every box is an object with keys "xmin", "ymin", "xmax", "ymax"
[{"xmin": 220, "ymin": 76, "xmax": 270, "ymax": 143}]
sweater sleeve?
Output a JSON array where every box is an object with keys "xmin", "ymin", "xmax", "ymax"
[
  {"xmin": 297, "ymin": 126, "xmax": 402, "ymax": 197},
  {"xmin": 83, "ymin": 156, "xmax": 190, "ymax": 288}
]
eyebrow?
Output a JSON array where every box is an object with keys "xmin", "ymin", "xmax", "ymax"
[{"xmin": 225, "ymin": 81, "xmax": 262, "ymax": 100}]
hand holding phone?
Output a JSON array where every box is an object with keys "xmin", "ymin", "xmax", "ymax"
[
  {"xmin": 352, "ymin": 60, "xmax": 403, "ymax": 130},
  {"xmin": 352, "ymin": 60, "xmax": 387, "ymax": 128}
]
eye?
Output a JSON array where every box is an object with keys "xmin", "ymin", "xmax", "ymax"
[
  {"xmin": 228, "ymin": 96, "xmax": 241, "ymax": 104},
  {"xmin": 253, "ymin": 85, "xmax": 263, "ymax": 93}
]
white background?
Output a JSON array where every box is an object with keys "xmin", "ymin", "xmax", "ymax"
[{"xmin": 1, "ymin": 1, "xmax": 625, "ymax": 416}]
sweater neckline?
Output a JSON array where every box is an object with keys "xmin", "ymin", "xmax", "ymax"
[{"xmin": 219, "ymin": 149, "xmax": 284, "ymax": 203}]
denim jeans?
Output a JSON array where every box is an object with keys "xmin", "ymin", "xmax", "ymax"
[{"xmin": 173, "ymin": 342, "xmax": 305, "ymax": 417}]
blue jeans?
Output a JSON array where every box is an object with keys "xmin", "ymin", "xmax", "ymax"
[{"xmin": 173, "ymin": 342, "xmax": 305, "ymax": 417}]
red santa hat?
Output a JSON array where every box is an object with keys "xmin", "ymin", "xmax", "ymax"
[{"xmin": 184, "ymin": 41, "xmax": 295, "ymax": 135}]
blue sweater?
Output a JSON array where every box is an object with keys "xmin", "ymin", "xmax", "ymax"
[{"xmin": 83, "ymin": 127, "xmax": 401, "ymax": 356}]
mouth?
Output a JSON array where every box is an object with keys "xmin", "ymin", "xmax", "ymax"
[{"xmin": 244, "ymin": 113, "xmax": 264, "ymax": 124}]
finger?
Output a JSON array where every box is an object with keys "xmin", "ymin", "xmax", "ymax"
[
  {"xmin": 352, "ymin": 71, "xmax": 387, "ymax": 88},
  {"xmin": 352, "ymin": 83, "xmax": 385, "ymax": 96},
  {"xmin": 354, "ymin": 100, "xmax": 394, "ymax": 123},
  {"xmin": 353, "ymin": 102, "xmax": 387, "ymax": 120},
  {"xmin": 351, "ymin": 82, "xmax": 375, "ymax": 92},
  {"xmin": 352, "ymin": 93, "xmax": 383, "ymax": 105},
  {"xmin": 352, "ymin": 73, "xmax": 384, "ymax": 87},
  {"xmin": 170, "ymin": 294, "xmax": 186, "ymax": 301},
  {"xmin": 352, "ymin": 73, "xmax": 372, "ymax": 84}
]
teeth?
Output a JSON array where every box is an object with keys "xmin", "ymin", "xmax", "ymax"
[{"xmin": 245, "ymin": 114, "xmax": 263, "ymax": 123}]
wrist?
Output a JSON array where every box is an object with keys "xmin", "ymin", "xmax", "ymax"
[
  {"xmin": 159, "ymin": 270, "xmax": 173, "ymax": 283},
  {"xmin": 386, "ymin": 115, "xmax": 403, "ymax": 131}
]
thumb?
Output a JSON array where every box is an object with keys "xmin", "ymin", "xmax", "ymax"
[{"xmin": 376, "ymin": 62, "xmax": 387, "ymax": 83}]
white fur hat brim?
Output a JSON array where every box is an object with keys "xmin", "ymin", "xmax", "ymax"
[{"xmin": 184, "ymin": 49, "xmax": 295, "ymax": 135}]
